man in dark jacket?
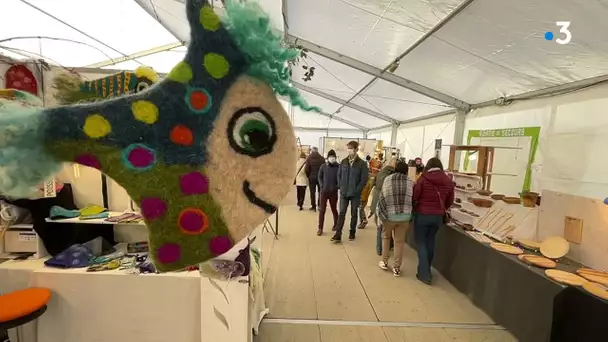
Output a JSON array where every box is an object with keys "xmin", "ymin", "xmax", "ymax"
[
  {"xmin": 316, "ymin": 149, "xmax": 339, "ymax": 236},
  {"xmin": 331, "ymin": 141, "xmax": 369, "ymax": 243},
  {"xmin": 304, "ymin": 147, "xmax": 325, "ymax": 212}
]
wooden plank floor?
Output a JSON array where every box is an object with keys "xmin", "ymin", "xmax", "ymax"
[{"xmin": 258, "ymin": 190, "xmax": 516, "ymax": 342}]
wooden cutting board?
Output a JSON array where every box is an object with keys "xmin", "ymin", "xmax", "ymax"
[
  {"xmin": 490, "ymin": 243, "xmax": 523, "ymax": 255},
  {"xmin": 540, "ymin": 237, "xmax": 570, "ymax": 259},
  {"xmin": 518, "ymin": 254, "xmax": 557, "ymax": 268},
  {"xmin": 545, "ymin": 269, "xmax": 588, "ymax": 286},
  {"xmin": 517, "ymin": 239, "xmax": 541, "ymax": 250},
  {"xmin": 582, "ymin": 282, "xmax": 608, "ymax": 300}
]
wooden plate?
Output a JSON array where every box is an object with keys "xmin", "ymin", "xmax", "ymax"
[
  {"xmin": 517, "ymin": 239, "xmax": 541, "ymax": 250},
  {"xmin": 518, "ymin": 254, "xmax": 557, "ymax": 268},
  {"xmin": 582, "ymin": 282, "xmax": 608, "ymax": 300},
  {"xmin": 540, "ymin": 237, "xmax": 570, "ymax": 259},
  {"xmin": 545, "ymin": 269, "xmax": 588, "ymax": 286},
  {"xmin": 490, "ymin": 243, "xmax": 523, "ymax": 255},
  {"xmin": 576, "ymin": 267, "xmax": 608, "ymax": 277}
]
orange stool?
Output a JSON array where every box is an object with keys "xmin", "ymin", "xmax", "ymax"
[{"xmin": 0, "ymin": 288, "xmax": 51, "ymax": 335}]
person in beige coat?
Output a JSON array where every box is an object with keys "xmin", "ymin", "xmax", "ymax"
[{"xmin": 294, "ymin": 152, "xmax": 308, "ymax": 210}]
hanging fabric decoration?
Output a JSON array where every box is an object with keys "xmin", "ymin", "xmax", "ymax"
[{"xmin": 4, "ymin": 64, "xmax": 38, "ymax": 96}]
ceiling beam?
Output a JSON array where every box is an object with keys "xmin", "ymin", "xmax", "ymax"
[
  {"xmin": 294, "ymin": 82, "xmax": 397, "ymax": 124},
  {"xmin": 368, "ymin": 109, "xmax": 458, "ymax": 131},
  {"xmin": 85, "ymin": 43, "xmax": 183, "ymax": 68},
  {"xmin": 287, "ymin": 35, "xmax": 470, "ymax": 111},
  {"xmin": 471, "ymin": 74, "xmax": 608, "ymax": 110}
]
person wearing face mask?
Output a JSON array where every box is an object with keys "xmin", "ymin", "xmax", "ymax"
[
  {"xmin": 331, "ymin": 141, "xmax": 369, "ymax": 243},
  {"xmin": 304, "ymin": 147, "xmax": 325, "ymax": 212},
  {"xmin": 316, "ymin": 149, "xmax": 339, "ymax": 236}
]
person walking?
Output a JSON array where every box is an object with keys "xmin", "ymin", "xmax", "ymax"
[
  {"xmin": 377, "ymin": 160, "xmax": 414, "ymax": 277},
  {"xmin": 412, "ymin": 157, "xmax": 454, "ymax": 285},
  {"xmin": 331, "ymin": 141, "xmax": 369, "ymax": 243},
  {"xmin": 317, "ymin": 149, "xmax": 339, "ymax": 236},
  {"xmin": 304, "ymin": 147, "xmax": 325, "ymax": 212},
  {"xmin": 294, "ymin": 151, "xmax": 308, "ymax": 210},
  {"xmin": 373, "ymin": 158, "xmax": 396, "ymax": 255}
]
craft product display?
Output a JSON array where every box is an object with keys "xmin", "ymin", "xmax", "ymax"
[
  {"xmin": 476, "ymin": 208, "xmax": 516, "ymax": 238},
  {"xmin": 490, "ymin": 194, "xmax": 505, "ymax": 200},
  {"xmin": 465, "ymin": 231, "xmax": 494, "ymax": 243},
  {"xmin": 540, "ymin": 236, "xmax": 570, "ymax": 259},
  {"xmin": 0, "ymin": 0, "xmax": 318, "ymax": 272},
  {"xmin": 517, "ymin": 254, "xmax": 556, "ymax": 268},
  {"xmin": 545, "ymin": 269, "xmax": 588, "ymax": 286},
  {"xmin": 490, "ymin": 242, "xmax": 523, "ymax": 255},
  {"xmin": 576, "ymin": 268, "xmax": 608, "ymax": 286},
  {"xmin": 502, "ymin": 197, "xmax": 521, "ymax": 204},
  {"xmin": 582, "ymin": 282, "xmax": 608, "ymax": 300}
]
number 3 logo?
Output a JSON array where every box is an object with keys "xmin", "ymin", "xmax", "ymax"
[{"xmin": 555, "ymin": 21, "xmax": 572, "ymax": 45}]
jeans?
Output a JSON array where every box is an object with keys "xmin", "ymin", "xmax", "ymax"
[
  {"xmin": 296, "ymin": 186, "xmax": 307, "ymax": 207},
  {"xmin": 413, "ymin": 213, "xmax": 443, "ymax": 281},
  {"xmin": 318, "ymin": 190, "xmax": 338, "ymax": 230},
  {"xmin": 336, "ymin": 195, "xmax": 360, "ymax": 236},
  {"xmin": 308, "ymin": 177, "xmax": 320, "ymax": 208}
]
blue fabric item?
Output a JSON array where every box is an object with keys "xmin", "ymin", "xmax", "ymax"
[
  {"xmin": 336, "ymin": 195, "xmax": 360, "ymax": 235},
  {"xmin": 388, "ymin": 213, "xmax": 412, "ymax": 222},
  {"xmin": 413, "ymin": 213, "xmax": 443, "ymax": 282},
  {"xmin": 376, "ymin": 225, "xmax": 382, "ymax": 255},
  {"xmin": 44, "ymin": 244, "xmax": 94, "ymax": 268},
  {"xmin": 49, "ymin": 205, "xmax": 80, "ymax": 219}
]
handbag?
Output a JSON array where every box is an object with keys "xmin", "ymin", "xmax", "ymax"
[
  {"xmin": 422, "ymin": 175, "xmax": 451, "ymax": 224},
  {"xmin": 293, "ymin": 162, "xmax": 306, "ymax": 185}
]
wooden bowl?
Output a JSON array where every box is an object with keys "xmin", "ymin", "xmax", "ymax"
[
  {"xmin": 502, "ymin": 197, "xmax": 521, "ymax": 204},
  {"xmin": 491, "ymin": 194, "xmax": 505, "ymax": 200},
  {"xmin": 455, "ymin": 198, "xmax": 462, "ymax": 203},
  {"xmin": 472, "ymin": 198, "xmax": 493, "ymax": 208},
  {"xmin": 477, "ymin": 190, "xmax": 493, "ymax": 196}
]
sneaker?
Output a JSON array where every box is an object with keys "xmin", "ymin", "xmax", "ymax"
[
  {"xmin": 348, "ymin": 232, "xmax": 356, "ymax": 241},
  {"xmin": 378, "ymin": 261, "xmax": 388, "ymax": 270},
  {"xmin": 330, "ymin": 235, "xmax": 341, "ymax": 243},
  {"xmin": 358, "ymin": 221, "xmax": 367, "ymax": 229},
  {"xmin": 316, "ymin": 229, "xmax": 323, "ymax": 236},
  {"xmin": 393, "ymin": 267, "xmax": 401, "ymax": 277},
  {"xmin": 298, "ymin": 206, "xmax": 303, "ymax": 211},
  {"xmin": 377, "ymin": 251, "xmax": 382, "ymax": 256},
  {"xmin": 331, "ymin": 226, "xmax": 337, "ymax": 231},
  {"xmin": 416, "ymin": 274, "xmax": 431, "ymax": 285},
  {"xmin": 309, "ymin": 207, "xmax": 316, "ymax": 212}
]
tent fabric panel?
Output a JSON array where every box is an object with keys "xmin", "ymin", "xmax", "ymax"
[
  {"xmin": 134, "ymin": 0, "xmax": 190, "ymax": 42},
  {"xmin": 104, "ymin": 47, "xmax": 187, "ymax": 73},
  {"xmin": 0, "ymin": 0, "xmax": 179, "ymax": 67},
  {"xmin": 286, "ymin": 0, "xmax": 425, "ymax": 69},
  {"xmin": 290, "ymin": 52, "xmax": 374, "ymax": 96},
  {"xmin": 356, "ymin": 79, "xmax": 452, "ymax": 121},
  {"xmin": 335, "ymin": 107, "xmax": 388, "ymax": 128}
]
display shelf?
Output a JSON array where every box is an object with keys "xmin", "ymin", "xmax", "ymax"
[
  {"xmin": 8, "ymin": 223, "xmax": 34, "ymax": 229},
  {"xmin": 455, "ymin": 187, "xmax": 478, "ymax": 194},
  {"xmin": 45, "ymin": 211, "xmax": 144, "ymax": 225}
]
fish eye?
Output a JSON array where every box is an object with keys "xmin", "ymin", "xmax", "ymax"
[
  {"xmin": 227, "ymin": 107, "xmax": 276, "ymax": 157},
  {"xmin": 135, "ymin": 80, "xmax": 151, "ymax": 93}
]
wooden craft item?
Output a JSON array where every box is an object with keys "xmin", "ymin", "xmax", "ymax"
[
  {"xmin": 502, "ymin": 197, "xmax": 521, "ymax": 204},
  {"xmin": 545, "ymin": 269, "xmax": 588, "ymax": 286},
  {"xmin": 472, "ymin": 198, "xmax": 493, "ymax": 208},
  {"xmin": 477, "ymin": 190, "xmax": 493, "ymax": 196},
  {"xmin": 576, "ymin": 268, "xmax": 608, "ymax": 286},
  {"xmin": 477, "ymin": 209, "xmax": 498, "ymax": 230},
  {"xmin": 491, "ymin": 194, "xmax": 505, "ymax": 200},
  {"xmin": 518, "ymin": 254, "xmax": 557, "ymax": 268},
  {"xmin": 492, "ymin": 213, "xmax": 514, "ymax": 235},
  {"xmin": 517, "ymin": 239, "xmax": 541, "ymax": 250},
  {"xmin": 563, "ymin": 216, "xmax": 583, "ymax": 245},
  {"xmin": 490, "ymin": 243, "xmax": 523, "ymax": 255},
  {"xmin": 582, "ymin": 282, "xmax": 608, "ymax": 300},
  {"xmin": 540, "ymin": 237, "xmax": 570, "ymax": 259},
  {"xmin": 576, "ymin": 267, "xmax": 608, "ymax": 277}
]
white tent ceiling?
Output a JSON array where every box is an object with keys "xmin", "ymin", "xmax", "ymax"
[{"xmin": 2, "ymin": 0, "xmax": 608, "ymax": 132}]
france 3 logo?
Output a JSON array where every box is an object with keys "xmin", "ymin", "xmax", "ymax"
[{"xmin": 544, "ymin": 21, "xmax": 571, "ymax": 45}]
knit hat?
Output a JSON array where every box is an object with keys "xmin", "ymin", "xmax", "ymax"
[{"xmin": 327, "ymin": 149, "xmax": 336, "ymax": 158}]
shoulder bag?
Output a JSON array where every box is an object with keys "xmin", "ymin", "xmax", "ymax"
[{"xmin": 293, "ymin": 162, "xmax": 306, "ymax": 185}]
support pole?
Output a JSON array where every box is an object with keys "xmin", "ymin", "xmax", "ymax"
[
  {"xmin": 390, "ymin": 124, "xmax": 399, "ymax": 146},
  {"xmin": 452, "ymin": 109, "xmax": 467, "ymax": 168}
]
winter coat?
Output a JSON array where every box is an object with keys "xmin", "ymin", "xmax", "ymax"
[
  {"xmin": 304, "ymin": 151, "xmax": 325, "ymax": 180},
  {"xmin": 318, "ymin": 161, "xmax": 339, "ymax": 193},
  {"xmin": 413, "ymin": 169, "xmax": 454, "ymax": 215},
  {"xmin": 370, "ymin": 165, "xmax": 395, "ymax": 212},
  {"xmin": 337, "ymin": 155, "xmax": 369, "ymax": 198},
  {"xmin": 295, "ymin": 158, "xmax": 308, "ymax": 186}
]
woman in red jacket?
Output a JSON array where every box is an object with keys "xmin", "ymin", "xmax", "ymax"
[{"xmin": 412, "ymin": 157, "xmax": 454, "ymax": 285}]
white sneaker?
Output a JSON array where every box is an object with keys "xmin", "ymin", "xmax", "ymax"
[
  {"xmin": 393, "ymin": 267, "xmax": 401, "ymax": 277},
  {"xmin": 378, "ymin": 261, "xmax": 388, "ymax": 270}
]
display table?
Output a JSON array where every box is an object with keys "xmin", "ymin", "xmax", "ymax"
[{"xmin": 408, "ymin": 225, "xmax": 608, "ymax": 342}]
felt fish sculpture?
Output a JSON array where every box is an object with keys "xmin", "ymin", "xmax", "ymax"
[{"xmin": 0, "ymin": 0, "xmax": 319, "ymax": 272}]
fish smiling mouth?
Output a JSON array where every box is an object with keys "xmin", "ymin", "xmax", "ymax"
[{"xmin": 243, "ymin": 181, "xmax": 277, "ymax": 214}]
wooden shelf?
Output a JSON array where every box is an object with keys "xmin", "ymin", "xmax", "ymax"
[{"xmin": 45, "ymin": 211, "xmax": 144, "ymax": 225}]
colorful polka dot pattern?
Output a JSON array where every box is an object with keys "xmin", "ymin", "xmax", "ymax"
[{"xmin": 42, "ymin": 0, "xmax": 246, "ymax": 272}]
